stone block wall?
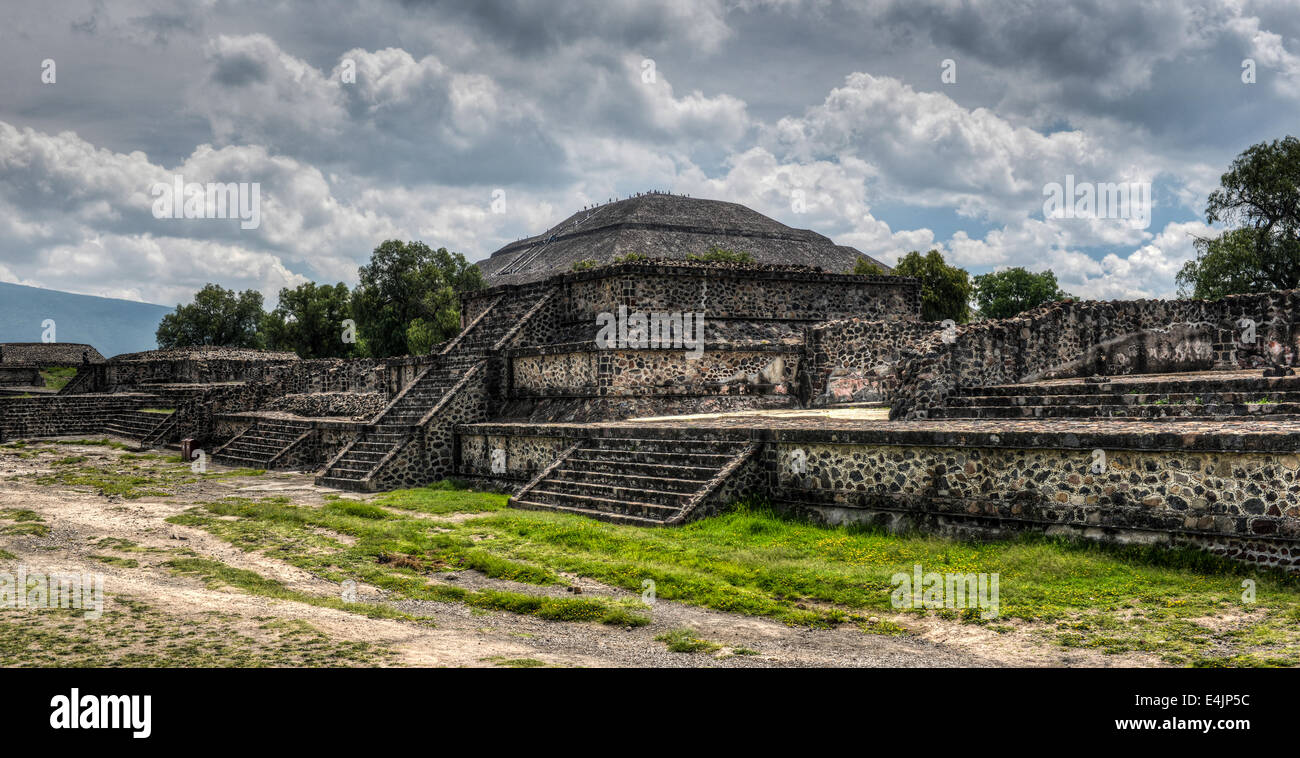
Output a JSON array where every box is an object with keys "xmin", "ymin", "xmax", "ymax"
[
  {"xmin": 888, "ymin": 290, "xmax": 1300, "ymax": 419},
  {"xmin": 509, "ymin": 344, "xmax": 800, "ymax": 398},
  {"xmin": 263, "ymin": 392, "xmax": 385, "ymax": 419},
  {"xmin": 0, "ymin": 343, "xmax": 104, "ymax": 365},
  {"xmin": 804, "ymin": 319, "xmax": 945, "ymax": 405},
  {"xmin": 0, "ymin": 365, "xmax": 42, "ymax": 387},
  {"xmin": 455, "ymin": 423, "xmax": 1300, "ymax": 571},
  {"xmin": 463, "ymin": 262, "xmax": 922, "ymax": 331},
  {"xmin": 0, "ymin": 394, "xmax": 150, "ymax": 441}
]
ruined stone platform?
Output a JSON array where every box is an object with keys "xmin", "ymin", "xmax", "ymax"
[{"xmin": 460, "ymin": 411, "xmax": 1300, "ymax": 571}]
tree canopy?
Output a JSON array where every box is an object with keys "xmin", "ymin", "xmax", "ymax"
[
  {"xmin": 973, "ymin": 267, "xmax": 1070, "ymax": 320},
  {"xmin": 1177, "ymin": 136, "xmax": 1300, "ymax": 298},
  {"xmin": 892, "ymin": 250, "xmax": 974, "ymax": 323},
  {"xmin": 261, "ymin": 282, "xmax": 357, "ymax": 359},
  {"xmin": 350, "ymin": 240, "xmax": 485, "ymax": 358},
  {"xmin": 155, "ymin": 240, "xmax": 484, "ymax": 358},
  {"xmin": 156, "ymin": 284, "xmax": 265, "ymax": 349}
]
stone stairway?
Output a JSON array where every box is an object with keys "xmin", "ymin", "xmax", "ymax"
[
  {"xmin": 103, "ymin": 409, "xmax": 173, "ymax": 441},
  {"xmin": 316, "ymin": 357, "xmax": 481, "ymax": 488},
  {"xmin": 509, "ymin": 436, "xmax": 758, "ymax": 525},
  {"xmin": 212, "ymin": 418, "xmax": 313, "ymax": 468},
  {"xmin": 935, "ymin": 371, "xmax": 1300, "ymax": 420},
  {"xmin": 314, "ymin": 288, "xmax": 547, "ymax": 491},
  {"xmin": 444, "ymin": 287, "xmax": 550, "ymax": 355}
]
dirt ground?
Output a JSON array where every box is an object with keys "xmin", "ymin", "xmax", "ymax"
[{"xmin": 0, "ymin": 439, "xmax": 1166, "ymax": 668}]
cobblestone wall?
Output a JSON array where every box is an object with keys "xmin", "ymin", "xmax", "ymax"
[
  {"xmin": 510, "ymin": 345, "xmax": 800, "ymax": 397},
  {"xmin": 888, "ymin": 290, "xmax": 1300, "ymax": 419},
  {"xmin": 804, "ymin": 320, "xmax": 944, "ymax": 404},
  {"xmin": 454, "ymin": 423, "xmax": 1300, "ymax": 571}
]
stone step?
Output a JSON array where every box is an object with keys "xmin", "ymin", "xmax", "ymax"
[
  {"xmin": 316, "ymin": 475, "xmax": 370, "ymax": 490},
  {"xmin": 586, "ymin": 436, "xmax": 749, "ymax": 453},
  {"xmin": 950, "ymin": 391, "xmax": 1300, "ymax": 407},
  {"xmin": 551, "ymin": 468, "xmax": 705, "ymax": 493},
  {"xmin": 541, "ymin": 478, "xmax": 694, "ymax": 507},
  {"xmin": 508, "ymin": 499, "xmax": 667, "ymax": 526},
  {"xmin": 961, "ymin": 375, "xmax": 1300, "ymax": 397},
  {"xmin": 211, "ymin": 452, "xmax": 271, "ymax": 468},
  {"xmin": 563, "ymin": 458, "xmax": 720, "ymax": 479},
  {"xmin": 567, "ymin": 447, "xmax": 738, "ymax": 466},
  {"xmin": 934, "ymin": 402, "xmax": 1300, "ymax": 419},
  {"xmin": 522, "ymin": 490, "xmax": 680, "ymax": 522}
]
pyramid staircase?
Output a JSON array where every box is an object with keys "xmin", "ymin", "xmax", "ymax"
[
  {"xmin": 315, "ymin": 357, "xmax": 481, "ymax": 488},
  {"xmin": 315, "ymin": 288, "xmax": 549, "ymax": 490},
  {"xmin": 934, "ymin": 371, "xmax": 1300, "ymax": 420},
  {"xmin": 509, "ymin": 436, "xmax": 759, "ymax": 525},
  {"xmin": 212, "ymin": 418, "xmax": 314, "ymax": 469},
  {"xmin": 103, "ymin": 409, "xmax": 175, "ymax": 443}
]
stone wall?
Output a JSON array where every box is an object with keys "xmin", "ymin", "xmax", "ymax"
[
  {"xmin": 509, "ymin": 344, "xmax": 800, "ymax": 398},
  {"xmin": 0, "ymin": 343, "xmax": 105, "ymax": 365},
  {"xmin": 0, "ymin": 394, "xmax": 149, "ymax": 441},
  {"xmin": 0, "ymin": 365, "xmax": 42, "ymax": 387},
  {"xmin": 263, "ymin": 392, "xmax": 385, "ymax": 419},
  {"xmin": 105, "ymin": 347, "xmax": 300, "ymax": 389},
  {"xmin": 455, "ymin": 422, "xmax": 1300, "ymax": 571},
  {"xmin": 804, "ymin": 319, "xmax": 945, "ymax": 405},
  {"xmin": 463, "ymin": 262, "xmax": 923, "ymax": 329},
  {"xmin": 888, "ymin": 290, "xmax": 1300, "ymax": 419}
]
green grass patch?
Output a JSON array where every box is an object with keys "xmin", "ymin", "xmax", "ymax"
[
  {"xmin": 38, "ymin": 366, "xmax": 77, "ymax": 392},
  {"xmin": 161, "ymin": 482, "xmax": 1300, "ymax": 665},
  {"xmin": 656, "ymin": 628, "xmax": 721, "ymax": 653},
  {"xmin": 0, "ymin": 598, "xmax": 395, "ymax": 667},
  {"xmin": 89, "ymin": 555, "xmax": 139, "ymax": 568}
]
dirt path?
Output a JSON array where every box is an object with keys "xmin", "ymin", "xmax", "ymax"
[{"xmin": 0, "ymin": 440, "xmax": 1163, "ymax": 667}]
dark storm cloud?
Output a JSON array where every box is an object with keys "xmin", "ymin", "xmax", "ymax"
[
  {"xmin": 0, "ymin": 0, "xmax": 1295, "ymax": 305},
  {"xmin": 212, "ymin": 53, "xmax": 269, "ymax": 86}
]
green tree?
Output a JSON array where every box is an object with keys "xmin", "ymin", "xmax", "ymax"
[
  {"xmin": 973, "ymin": 267, "xmax": 1070, "ymax": 320},
  {"xmin": 261, "ymin": 282, "xmax": 357, "ymax": 358},
  {"xmin": 1177, "ymin": 136, "xmax": 1300, "ymax": 298},
  {"xmin": 351, "ymin": 240, "xmax": 485, "ymax": 358},
  {"xmin": 849, "ymin": 258, "xmax": 886, "ymax": 276},
  {"xmin": 156, "ymin": 283, "xmax": 265, "ymax": 349},
  {"xmin": 892, "ymin": 250, "xmax": 974, "ymax": 323}
]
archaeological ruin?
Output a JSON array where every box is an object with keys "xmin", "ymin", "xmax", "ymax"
[{"xmin": 3, "ymin": 193, "xmax": 1299, "ymax": 572}]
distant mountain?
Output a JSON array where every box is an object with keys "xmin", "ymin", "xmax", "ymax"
[{"xmin": 0, "ymin": 281, "xmax": 171, "ymax": 359}]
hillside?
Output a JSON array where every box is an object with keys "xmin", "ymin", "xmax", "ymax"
[{"xmin": 0, "ymin": 281, "xmax": 170, "ymax": 358}]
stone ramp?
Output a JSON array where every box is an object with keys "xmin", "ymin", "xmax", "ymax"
[
  {"xmin": 934, "ymin": 370, "xmax": 1300, "ymax": 420},
  {"xmin": 509, "ymin": 435, "xmax": 759, "ymax": 525}
]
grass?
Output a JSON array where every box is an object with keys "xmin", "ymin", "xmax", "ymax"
[
  {"xmin": 10, "ymin": 441, "xmax": 1298, "ymax": 666},
  {"xmin": 166, "ymin": 492, "xmax": 648, "ymax": 627},
  {"xmin": 656, "ymin": 627, "xmax": 722, "ymax": 653},
  {"xmin": 157, "ymin": 482, "xmax": 1300, "ymax": 664},
  {"xmin": 138, "ymin": 407, "xmax": 176, "ymax": 414},
  {"xmin": 0, "ymin": 598, "xmax": 395, "ymax": 667},
  {"xmin": 482, "ymin": 656, "xmax": 548, "ymax": 667},
  {"xmin": 26, "ymin": 451, "xmax": 264, "ymax": 499},
  {"xmin": 39, "ymin": 366, "xmax": 77, "ymax": 392},
  {"xmin": 0, "ymin": 508, "xmax": 50, "ymax": 537}
]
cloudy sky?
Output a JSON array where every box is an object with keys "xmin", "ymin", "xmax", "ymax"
[{"xmin": 1, "ymin": 0, "xmax": 1297, "ymax": 309}]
